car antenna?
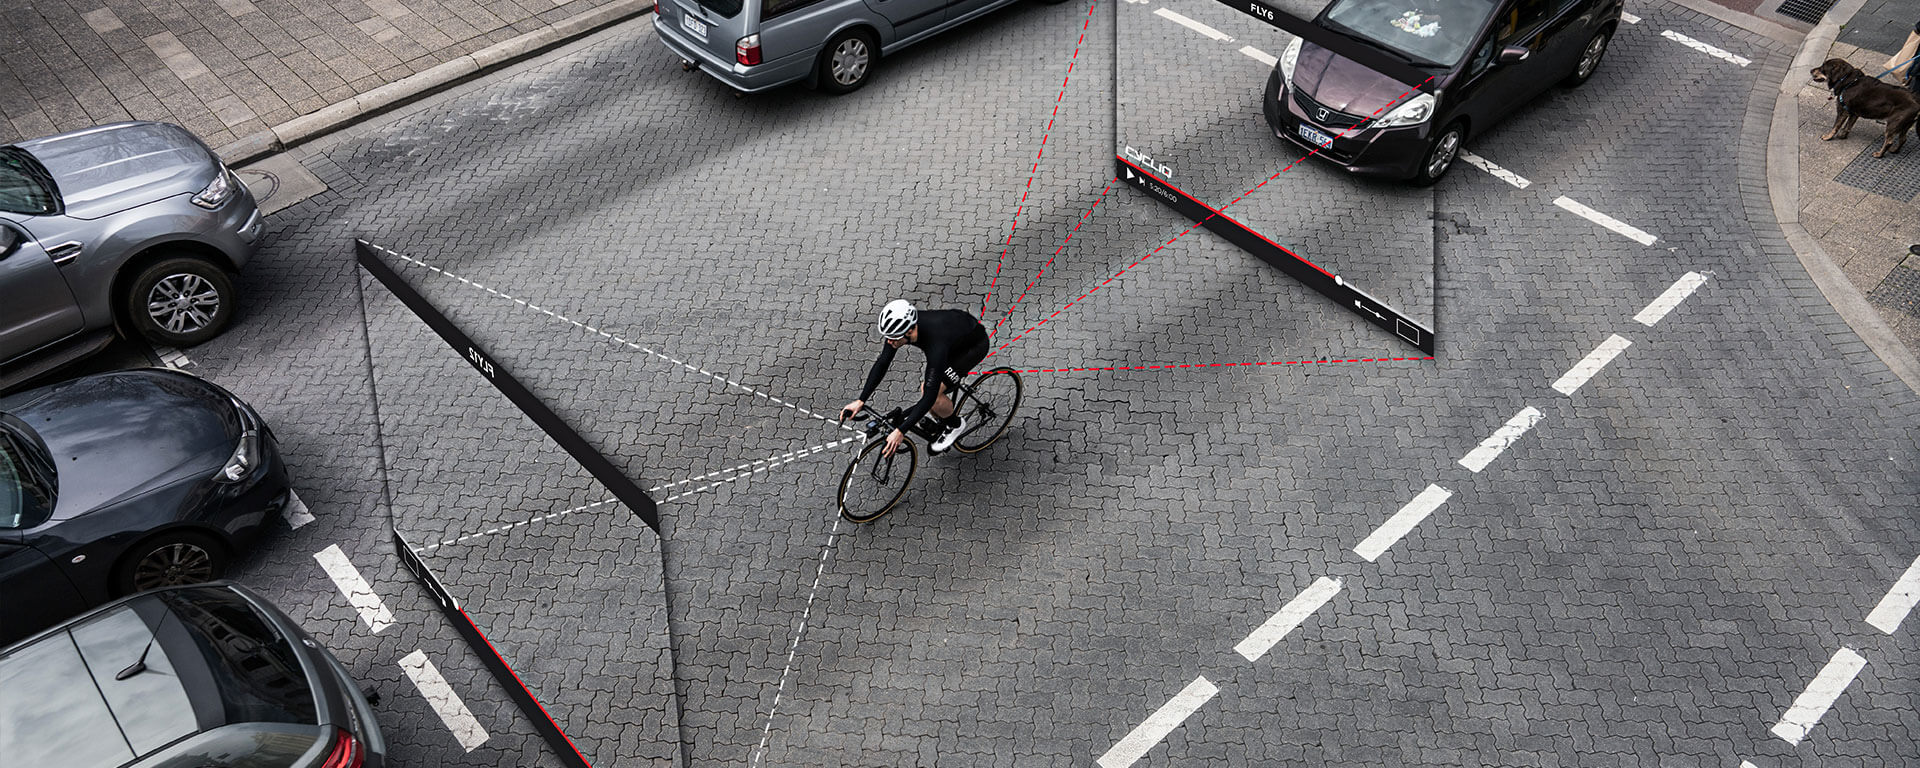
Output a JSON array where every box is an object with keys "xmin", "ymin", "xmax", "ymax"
[{"xmin": 116, "ymin": 603, "xmax": 176, "ymax": 681}]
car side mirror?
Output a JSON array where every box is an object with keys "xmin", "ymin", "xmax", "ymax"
[{"xmin": 1497, "ymin": 45, "xmax": 1531, "ymax": 64}]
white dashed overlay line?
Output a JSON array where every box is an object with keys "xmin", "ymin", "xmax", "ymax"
[
  {"xmin": 1554, "ymin": 197, "xmax": 1658, "ymax": 246},
  {"xmin": 1661, "ymin": 29, "xmax": 1751, "ymax": 66},
  {"xmin": 1154, "ymin": 7, "xmax": 1232, "ymax": 41},
  {"xmin": 1460, "ymin": 151, "xmax": 1531, "ymax": 188},
  {"xmin": 1239, "ymin": 45, "xmax": 1277, "ymax": 66},
  {"xmin": 1098, "ymin": 676, "xmax": 1219, "ymax": 768},
  {"xmin": 1552, "ymin": 334, "xmax": 1633, "ymax": 396},
  {"xmin": 751, "ymin": 517, "xmax": 844, "ymax": 768},
  {"xmin": 363, "ymin": 242, "xmax": 852, "ymax": 432},
  {"xmin": 282, "ymin": 490, "xmax": 315, "ymax": 529},
  {"xmin": 313, "ymin": 544, "xmax": 394, "ymax": 633},
  {"xmin": 1635, "ymin": 272, "xmax": 1709, "ymax": 326},
  {"xmin": 1866, "ymin": 554, "xmax": 1920, "ymax": 634},
  {"xmin": 400, "ymin": 650, "xmax": 491, "ymax": 751},
  {"xmin": 1458, "ymin": 406, "xmax": 1544, "ymax": 473},
  {"xmin": 1354, "ymin": 484, "xmax": 1453, "ymax": 562},
  {"xmin": 1771, "ymin": 648, "xmax": 1866, "ymax": 745},
  {"xmin": 1235, "ymin": 576, "xmax": 1341, "ymax": 662}
]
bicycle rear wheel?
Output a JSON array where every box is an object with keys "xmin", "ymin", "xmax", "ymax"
[
  {"xmin": 954, "ymin": 367, "xmax": 1022, "ymax": 454},
  {"xmin": 838, "ymin": 437, "xmax": 918, "ymax": 523}
]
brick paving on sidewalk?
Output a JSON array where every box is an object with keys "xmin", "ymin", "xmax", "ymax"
[{"xmin": 0, "ymin": 0, "xmax": 619, "ymax": 148}]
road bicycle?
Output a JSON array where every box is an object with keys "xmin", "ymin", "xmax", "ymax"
[{"xmin": 835, "ymin": 366, "xmax": 1024, "ymax": 523}]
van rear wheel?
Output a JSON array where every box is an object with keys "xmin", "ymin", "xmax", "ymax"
[{"xmin": 816, "ymin": 30, "xmax": 878, "ymax": 94}]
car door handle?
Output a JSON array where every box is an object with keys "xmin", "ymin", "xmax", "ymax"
[{"xmin": 48, "ymin": 242, "xmax": 81, "ymax": 265}]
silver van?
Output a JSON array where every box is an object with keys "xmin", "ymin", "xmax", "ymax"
[{"xmin": 654, "ymin": 0, "xmax": 1064, "ymax": 93}]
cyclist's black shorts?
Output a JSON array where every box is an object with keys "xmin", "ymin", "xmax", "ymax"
[{"xmin": 940, "ymin": 330, "xmax": 990, "ymax": 390}]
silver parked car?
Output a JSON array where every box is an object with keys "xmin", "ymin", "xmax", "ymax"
[
  {"xmin": 0, "ymin": 121, "xmax": 262, "ymax": 373},
  {"xmin": 654, "ymin": 0, "xmax": 1065, "ymax": 94}
]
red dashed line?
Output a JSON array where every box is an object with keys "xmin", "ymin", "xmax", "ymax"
[
  {"xmin": 988, "ymin": 177, "xmax": 1118, "ymax": 337},
  {"xmin": 980, "ymin": 0, "xmax": 1100, "ymax": 320},
  {"xmin": 974, "ymin": 356, "xmax": 1434, "ymax": 375},
  {"xmin": 987, "ymin": 75, "xmax": 1436, "ymax": 358}
]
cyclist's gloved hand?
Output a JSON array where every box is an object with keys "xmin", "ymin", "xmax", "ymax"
[{"xmin": 840, "ymin": 400, "xmax": 865, "ymax": 423}]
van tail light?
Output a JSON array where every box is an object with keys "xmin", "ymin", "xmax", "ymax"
[
  {"xmin": 321, "ymin": 728, "xmax": 364, "ymax": 768},
  {"xmin": 654, "ymin": 0, "xmax": 661, "ymax": 14},
  {"xmin": 737, "ymin": 34, "xmax": 761, "ymax": 66}
]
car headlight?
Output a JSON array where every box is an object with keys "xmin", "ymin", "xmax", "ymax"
[
  {"xmin": 216, "ymin": 429, "xmax": 261, "ymax": 483},
  {"xmin": 1374, "ymin": 91, "xmax": 1437, "ymax": 128},
  {"xmin": 192, "ymin": 169, "xmax": 235, "ymax": 209},
  {"xmin": 1279, "ymin": 37, "xmax": 1303, "ymax": 84}
]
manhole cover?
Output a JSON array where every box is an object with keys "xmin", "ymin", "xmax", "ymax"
[
  {"xmin": 1869, "ymin": 262, "xmax": 1920, "ymax": 320},
  {"xmin": 1834, "ymin": 141, "xmax": 1920, "ymax": 201},
  {"xmin": 1778, "ymin": 0, "xmax": 1836, "ymax": 24}
]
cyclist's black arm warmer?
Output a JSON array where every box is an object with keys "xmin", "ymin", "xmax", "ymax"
[{"xmin": 858, "ymin": 344, "xmax": 898, "ymax": 402}]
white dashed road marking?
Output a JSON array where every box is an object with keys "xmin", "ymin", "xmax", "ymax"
[
  {"xmin": 1459, "ymin": 151, "xmax": 1531, "ymax": 188},
  {"xmin": 1621, "ymin": 11, "xmax": 1639, "ymax": 23},
  {"xmin": 282, "ymin": 491, "xmax": 315, "ymax": 529},
  {"xmin": 1098, "ymin": 676, "xmax": 1219, "ymax": 768},
  {"xmin": 1239, "ymin": 45, "xmax": 1277, "ymax": 66},
  {"xmin": 313, "ymin": 544, "xmax": 395, "ymax": 633},
  {"xmin": 1661, "ymin": 29, "xmax": 1751, "ymax": 66},
  {"xmin": 399, "ymin": 650, "xmax": 491, "ymax": 751},
  {"xmin": 1866, "ymin": 555, "xmax": 1920, "ymax": 634},
  {"xmin": 1552, "ymin": 334, "xmax": 1633, "ymax": 396},
  {"xmin": 153, "ymin": 346, "xmax": 194, "ymax": 369},
  {"xmin": 1235, "ymin": 577, "xmax": 1341, "ymax": 662},
  {"xmin": 1635, "ymin": 272, "xmax": 1709, "ymax": 326},
  {"xmin": 1154, "ymin": 7, "xmax": 1232, "ymax": 41},
  {"xmin": 1554, "ymin": 196, "xmax": 1658, "ymax": 246},
  {"xmin": 1354, "ymin": 484, "xmax": 1453, "ymax": 562},
  {"xmin": 1458, "ymin": 406, "xmax": 1544, "ymax": 473},
  {"xmin": 1771, "ymin": 648, "xmax": 1866, "ymax": 745}
]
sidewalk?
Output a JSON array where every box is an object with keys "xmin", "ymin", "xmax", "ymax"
[
  {"xmin": 1785, "ymin": 0, "xmax": 1920, "ymax": 382},
  {"xmin": 0, "ymin": 0, "xmax": 636, "ymax": 153}
]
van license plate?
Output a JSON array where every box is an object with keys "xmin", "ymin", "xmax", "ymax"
[
  {"xmin": 1298, "ymin": 124, "xmax": 1334, "ymax": 148},
  {"xmin": 682, "ymin": 13, "xmax": 708, "ymax": 41}
]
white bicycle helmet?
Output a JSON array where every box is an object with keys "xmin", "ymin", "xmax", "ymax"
[{"xmin": 878, "ymin": 299, "xmax": 918, "ymax": 339}]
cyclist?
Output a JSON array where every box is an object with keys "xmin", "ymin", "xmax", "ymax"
[{"xmin": 840, "ymin": 300, "xmax": 990, "ymax": 457}]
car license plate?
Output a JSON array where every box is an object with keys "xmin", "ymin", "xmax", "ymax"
[
  {"xmin": 1298, "ymin": 124, "xmax": 1334, "ymax": 148},
  {"xmin": 681, "ymin": 12, "xmax": 708, "ymax": 41}
]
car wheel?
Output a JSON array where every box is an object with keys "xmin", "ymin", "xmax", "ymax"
[
  {"xmin": 1563, "ymin": 28, "xmax": 1611, "ymax": 87},
  {"xmin": 126, "ymin": 256, "xmax": 236, "ymax": 348},
  {"xmin": 115, "ymin": 530, "xmax": 227, "ymax": 596},
  {"xmin": 1411, "ymin": 121, "xmax": 1465, "ymax": 187},
  {"xmin": 816, "ymin": 30, "xmax": 879, "ymax": 94}
]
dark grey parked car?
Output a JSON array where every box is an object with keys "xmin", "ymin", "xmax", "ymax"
[
  {"xmin": 0, "ymin": 121, "xmax": 262, "ymax": 378},
  {"xmin": 0, "ymin": 368, "xmax": 290, "ymax": 646},
  {"xmin": 0, "ymin": 582, "xmax": 385, "ymax": 768}
]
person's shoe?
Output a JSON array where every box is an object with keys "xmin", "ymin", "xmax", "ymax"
[{"xmin": 929, "ymin": 415, "xmax": 967, "ymax": 454}]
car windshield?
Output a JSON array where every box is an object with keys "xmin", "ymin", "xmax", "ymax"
[
  {"xmin": 0, "ymin": 423, "xmax": 55, "ymax": 530},
  {"xmin": 0, "ymin": 147, "xmax": 58, "ymax": 215},
  {"xmin": 0, "ymin": 442, "xmax": 20, "ymax": 529},
  {"xmin": 1322, "ymin": 0, "xmax": 1498, "ymax": 67}
]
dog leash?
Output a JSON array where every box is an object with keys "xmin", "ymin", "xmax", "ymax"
[{"xmin": 1877, "ymin": 52, "xmax": 1920, "ymax": 80}]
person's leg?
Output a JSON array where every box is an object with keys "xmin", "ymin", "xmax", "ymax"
[{"xmin": 931, "ymin": 383, "xmax": 955, "ymax": 420}]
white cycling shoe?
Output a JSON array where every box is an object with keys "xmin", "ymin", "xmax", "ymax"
[{"xmin": 929, "ymin": 415, "xmax": 967, "ymax": 454}]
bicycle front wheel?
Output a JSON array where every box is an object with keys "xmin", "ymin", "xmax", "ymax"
[
  {"xmin": 838, "ymin": 437, "xmax": 918, "ymax": 523},
  {"xmin": 954, "ymin": 367, "xmax": 1023, "ymax": 454}
]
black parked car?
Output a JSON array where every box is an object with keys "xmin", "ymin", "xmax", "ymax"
[
  {"xmin": 0, "ymin": 368, "xmax": 289, "ymax": 646},
  {"xmin": 0, "ymin": 582, "xmax": 385, "ymax": 768},
  {"xmin": 1264, "ymin": 0, "xmax": 1622, "ymax": 184}
]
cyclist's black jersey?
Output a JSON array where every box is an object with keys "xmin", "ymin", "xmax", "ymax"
[{"xmin": 859, "ymin": 309, "xmax": 990, "ymax": 429}]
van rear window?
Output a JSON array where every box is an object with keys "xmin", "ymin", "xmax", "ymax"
[{"xmin": 695, "ymin": 0, "xmax": 743, "ymax": 18}]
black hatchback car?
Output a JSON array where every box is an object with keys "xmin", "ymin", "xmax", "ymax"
[
  {"xmin": 1264, "ymin": 0, "xmax": 1622, "ymax": 184},
  {"xmin": 1, "ymin": 368, "xmax": 290, "ymax": 646},
  {"xmin": 0, "ymin": 582, "xmax": 385, "ymax": 768}
]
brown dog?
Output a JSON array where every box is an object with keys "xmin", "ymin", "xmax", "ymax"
[{"xmin": 1810, "ymin": 58, "xmax": 1920, "ymax": 157}]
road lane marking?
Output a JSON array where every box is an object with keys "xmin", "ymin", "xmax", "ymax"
[
  {"xmin": 1661, "ymin": 30, "xmax": 1750, "ymax": 66},
  {"xmin": 1554, "ymin": 197, "xmax": 1658, "ymax": 245},
  {"xmin": 1459, "ymin": 151, "xmax": 1531, "ymax": 188},
  {"xmin": 1239, "ymin": 45, "xmax": 1277, "ymax": 66},
  {"xmin": 1235, "ymin": 577, "xmax": 1341, "ymax": 662},
  {"xmin": 1458, "ymin": 406, "xmax": 1544, "ymax": 472},
  {"xmin": 1866, "ymin": 555, "xmax": 1920, "ymax": 634},
  {"xmin": 1552, "ymin": 334, "xmax": 1633, "ymax": 396},
  {"xmin": 1154, "ymin": 7, "xmax": 1232, "ymax": 41},
  {"xmin": 1634, "ymin": 272, "xmax": 1709, "ymax": 326},
  {"xmin": 1621, "ymin": 11, "xmax": 1639, "ymax": 23},
  {"xmin": 1098, "ymin": 676, "xmax": 1219, "ymax": 768},
  {"xmin": 153, "ymin": 346, "xmax": 194, "ymax": 369},
  {"xmin": 283, "ymin": 491, "xmax": 315, "ymax": 529},
  {"xmin": 313, "ymin": 544, "xmax": 394, "ymax": 633},
  {"xmin": 1771, "ymin": 648, "xmax": 1866, "ymax": 744},
  {"xmin": 399, "ymin": 650, "xmax": 491, "ymax": 751},
  {"xmin": 1355, "ymin": 484, "xmax": 1452, "ymax": 562}
]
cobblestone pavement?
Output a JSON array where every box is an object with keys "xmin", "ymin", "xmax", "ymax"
[
  {"xmin": 0, "ymin": 0, "xmax": 621, "ymax": 147},
  {"xmin": 40, "ymin": 0, "xmax": 1920, "ymax": 766}
]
